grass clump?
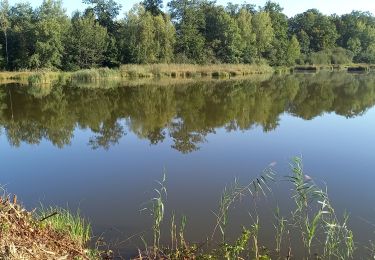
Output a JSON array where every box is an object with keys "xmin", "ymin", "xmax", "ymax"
[
  {"xmin": 37, "ymin": 206, "xmax": 92, "ymax": 245},
  {"xmin": 0, "ymin": 193, "xmax": 99, "ymax": 259}
]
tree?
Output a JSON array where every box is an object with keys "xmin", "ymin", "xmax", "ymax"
[
  {"xmin": 8, "ymin": 2, "xmax": 36, "ymax": 70},
  {"xmin": 121, "ymin": 5, "xmax": 175, "ymax": 64},
  {"xmin": 0, "ymin": 0, "xmax": 9, "ymax": 68},
  {"xmin": 31, "ymin": 0, "xmax": 68, "ymax": 69},
  {"xmin": 263, "ymin": 1, "xmax": 289, "ymax": 66},
  {"xmin": 289, "ymin": 9, "xmax": 338, "ymax": 53},
  {"xmin": 252, "ymin": 11, "xmax": 274, "ymax": 60},
  {"xmin": 82, "ymin": 0, "xmax": 121, "ymax": 33},
  {"xmin": 64, "ymin": 12, "xmax": 108, "ymax": 69},
  {"xmin": 202, "ymin": 4, "xmax": 242, "ymax": 63},
  {"xmin": 142, "ymin": 0, "xmax": 163, "ymax": 16},
  {"xmin": 168, "ymin": 0, "xmax": 206, "ymax": 63},
  {"xmin": 153, "ymin": 14, "xmax": 176, "ymax": 63},
  {"xmin": 236, "ymin": 8, "xmax": 256, "ymax": 63},
  {"xmin": 285, "ymin": 35, "xmax": 301, "ymax": 65}
]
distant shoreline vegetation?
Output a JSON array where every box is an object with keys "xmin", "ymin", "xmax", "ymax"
[
  {"xmin": 0, "ymin": 64, "xmax": 274, "ymax": 86},
  {"xmin": 0, "ymin": 0, "xmax": 374, "ymax": 72},
  {"xmin": 0, "ymin": 64, "xmax": 374, "ymax": 87}
]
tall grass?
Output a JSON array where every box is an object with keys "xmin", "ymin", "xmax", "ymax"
[
  {"xmin": 136, "ymin": 158, "xmax": 358, "ymax": 259},
  {"xmin": 70, "ymin": 68, "xmax": 121, "ymax": 83},
  {"xmin": 37, "ymin": 206, "xmax": 92, "ymax": 245},
  {"xmin": 287, "ymin": 157, "xmax": 355, "ymax": 258},
  {"xmin": 212, "ymin": 165, "xmax": 275, "ymax": 242},
  {"xmin": 120, "ymin": 64, "xmax": 274, "ymax": 78},
  {"xmin": 141, "ymin": 173, "xmax": 167, "ymax": 251}
]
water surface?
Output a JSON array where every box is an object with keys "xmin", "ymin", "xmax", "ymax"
[{"xmin": 1, "ymin": 72, "xmax": 375, "ymax": 257}]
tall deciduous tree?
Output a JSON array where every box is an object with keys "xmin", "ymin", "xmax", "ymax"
[
  {"xmin": 64, "ymin": 12, "xmax": 108, "ymax": 69},
  {"xmin": 290, "ymin": 9, "xmax": 338, "ymax": 53},
  {"xmin": 0, "ymin": 0, "xmax": 10, "ymax": 68},
  {"xmin": 285, "ymin": 35, "xmax": 301, "ymax": 65},
  {"xmin": 263, "ymin": 1, "xmax": 289, "ymax": 66},
  {"xmin": 82, "ymin": 0, "xmax": 121, "ymax": 33},
  {"xmin": 168, "ymin": 0, "xmax": 206, "ymax": 63},
  {"xmin": 236, "ymin": 8, "xmax": 256, "ymax": 63},
  {"xmin": 121, "ymin": 5, "xmax": 175, "ymax": 64},
  {"xmin": 8, "ymin": 3, "xmax": 35, "ymax": 70},
  {"xmin": 142, "ymin": 0, "xmax": 163, "ymax": 16},
  {"xmin": 252, "ymin": 11, "xmax": 274, "ymax": 60},
  {"xmin": 203, "ymin": 4, "xmax": 242, "ymax": 63},
  {"xmin": 31, "ymin": 0, "xmax": 69, "ymax": 69}
]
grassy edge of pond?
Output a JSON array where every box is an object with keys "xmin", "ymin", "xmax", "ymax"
[
  {"xmin": 0, "ymin": 194, "xmax": 108, "ymax": 259},
  {"xmin": 2, "ymin": 157, "xmax": 373, "ymax": 259},
  {"xmin": 0, "ymin": 63, "xmax": 374, "ymax": 88},
  {"xmin": 0, "ymin": 64, "xmax": 274, "ymax": 86}
]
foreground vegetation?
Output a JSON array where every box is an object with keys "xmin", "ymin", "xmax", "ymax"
[
  {"xmin": 135, "ymin": 157, "xmax": 358, "ymax": 259},
  {"xmin": 0, "ymin": 0, "xmax": 375, "ymax": 71},
  {"xmin": 0, "ymin": 194, "xmax": 102, "ymax": 259},
  {"xmin": 2, "ymin": 158, "xmax": 372, "ymax": 259}
]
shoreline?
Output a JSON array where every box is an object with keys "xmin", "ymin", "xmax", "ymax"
[{"xmin": 0, "ymin": 63, "xmax": 373, "ymax": 87}]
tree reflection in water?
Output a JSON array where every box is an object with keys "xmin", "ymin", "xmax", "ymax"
[{"xmin": 0, "ymin": 71, "xmax": 375, "ymax": 153}]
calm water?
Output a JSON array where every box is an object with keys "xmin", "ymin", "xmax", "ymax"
[{"xmin": 1, "ymin": 72, "xmax": 375, "ymax": 258}]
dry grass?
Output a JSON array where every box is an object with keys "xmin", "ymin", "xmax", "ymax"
[
  {"xmin": 0, "ymin": 195, "xmax": 98, "ymax": 260},
  {"xmin": 119, "ymin": 64, "xmax": 274, "ymax": 78}
]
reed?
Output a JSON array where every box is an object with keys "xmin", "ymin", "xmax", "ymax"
[
  {"xmin": 140, "ymin": 173, "xmax": 167, "ymax": 250},
  {"xmin": 287, "ymin": 157, "xmax": 355, "ymax": 258},
  {"xmin": 120, "ymin": 64, "xmax": 274, "ymax": 79}
]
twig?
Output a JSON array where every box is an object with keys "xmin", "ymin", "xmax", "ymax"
[{"xmin": 39, "ymin": 212, "xmax": 58, "ymax": 222}]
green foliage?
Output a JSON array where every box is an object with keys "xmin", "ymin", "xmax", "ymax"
[
  {"xmin": 142, "ymin": 0, "xmax": 163, "ymax": 16},
  {"xmin": 236, "ymin": 8, "xmax": 256, "ymax": 63},
  {"xmin": 121, "ymin": 6, "xmax": 175, "ymax": 64},
  {"xmin": 252, "ymin": 11, "xmax": 274, "ymax": 59},
  {"xmin": 37, "ymin": 206, "xmax": 92, "ymax": 245},
  {"xmin": 285, "ymin": 35, "xmax": 301, "ymax": 66},
  {"xmin": 0, "ymin": 0, "xmax": 10, "ymax": 68},
  {"xmin": 82, "ymin": 0, "xmax": 121, "ymax": 34},
  {"xmin": 308, "ymin": 47, "xmax": 353, "ymax": 65},
  {"xmin": 7, "ymin": 3, "xmax": 35, "ymax": 70},
  {"xmin": 31, "ymin": 0, "xmax": 69, "ymax": 69},
  {"xmin": 290, "ymin": 9, "xmax": 338, "ymax": 53},
  {"xmin": 168, "ymin": 0, "xmax": 206, "ymax": 63},
  {"xmin": 202, "ymin": 4, "xmax": 242, "ymax": 63},
  {"xmin": 288, "ymin": 157, "xmax": 355, "ymax": 257},
  {"xmin": 0, "ymin": 0, "xmax": 375, "ymax": 69},
  {"xmin": 64, "ymin": 12, "xmax": 108, "ymax": 69},
  {"xmin": 141, "ymin": 173, "xmax": 167, "ymax": 249}
]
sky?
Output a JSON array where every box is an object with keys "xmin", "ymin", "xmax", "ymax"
[{"xmin": 8, "ymin": 0, "xmax": 375, "ymax": 18}]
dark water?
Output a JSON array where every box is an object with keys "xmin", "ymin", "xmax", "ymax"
[{"xmin": 1, "ymin": 72, "xmax": 375, "ymax": 258}]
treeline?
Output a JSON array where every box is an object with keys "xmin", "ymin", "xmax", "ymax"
[{"xmin": 0, "ymin": 0, "xmax": 374, "ymax": 71}]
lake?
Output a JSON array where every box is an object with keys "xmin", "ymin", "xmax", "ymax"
[{"xmin": 1, "ymin": 71, "xmax": 375, "ymax": 258}]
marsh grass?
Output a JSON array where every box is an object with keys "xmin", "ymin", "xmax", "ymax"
[
  {"xmin": 140, "ymin": 173, "xmax": 167, "ymax": 251},
  {"xmin": 274, "ymin": 207, "xmax": 287, "ymax": 253},
  {"xmin": 37, "ymin": 206, "xmax": 92, "ymax": 245},
  {"xmin": 136, "ymin": 158, "xmax": 359, "ymax": 259},
  {"xmin": 287, "ymin": 157, "xmax": 355, "ymax": 258},
  {"xmin": 70, "ymin": 68, "xmax": 121, "ymax": 83},
  {"xmin": 120, "ymin": 64, "xmax": 274, "ymax": 79},
  {"xmin": 212, "ymin": 165, "xmax": 276, "ymax": 243}
]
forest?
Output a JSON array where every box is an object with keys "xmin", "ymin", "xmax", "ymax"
[{"xmin": 0, "ymin": 0, "xmax": 374, "ymax": 71}]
